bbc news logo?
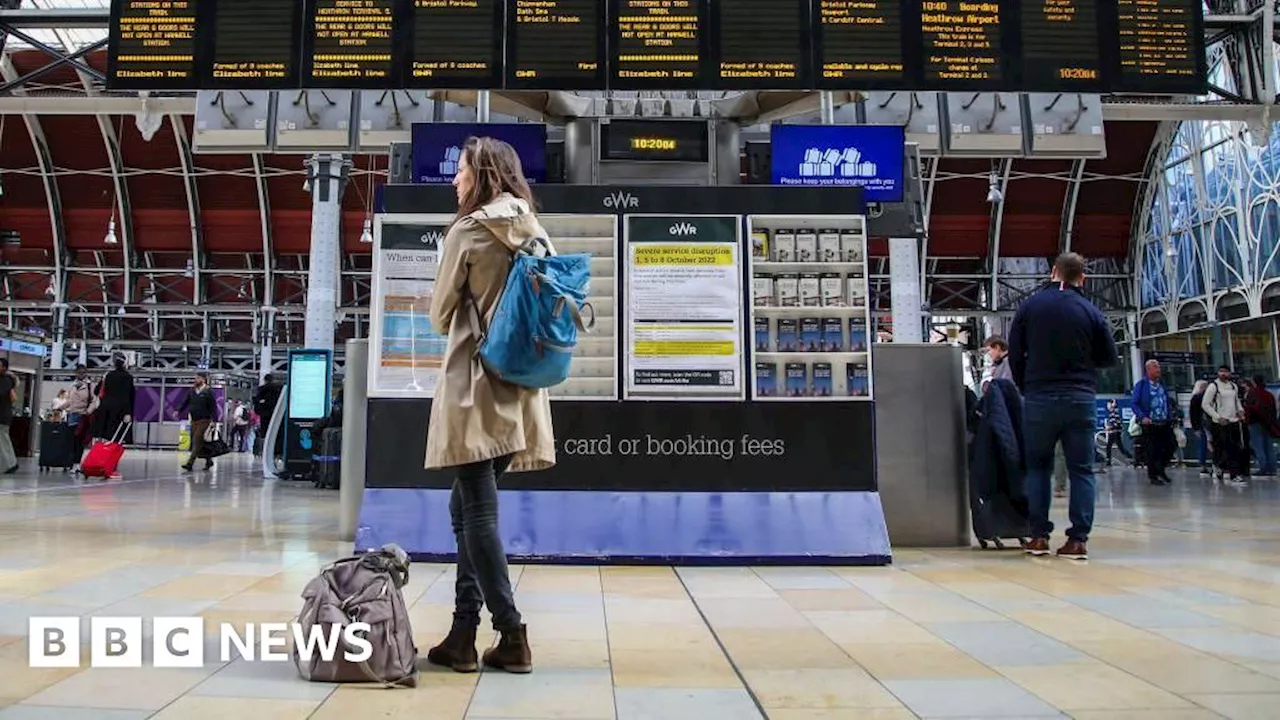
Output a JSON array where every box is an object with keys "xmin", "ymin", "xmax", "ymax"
[{"xmin": 29, "ymin": 617, "xmax": 373, "ymax": 668}]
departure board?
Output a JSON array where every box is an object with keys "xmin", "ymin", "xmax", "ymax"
[
  {"xmin": 405, "ymin": 0, "xmax": 504, "ymax": 88},
  {"xmin": 813, "ymin": 0, "xmax": 907, "ymax": 89},
  {"xmin": 1021, "ymin": 0, "xmax": 1103, "ymax": 91},
  {"xmin": 199, "ymin": 0, "xmax": 301, "ymax": 88},
  {"xmin": 303, "ymin": 0, "xmax": 397, "ymax": 87},
  {"xmin": 610, "ymin": 0, "xmax": 708, "ymax": 89},
  {"xmin": 505, "ymin": 0, "xmax": 607, "ymax": 90},
  {"xmin": 712, "ymin": 0, "xmax": 810, "ymax": 89},
  {"xmin": 919, "ymin": 0, "xmax": 1009, "ymax": 88},
  {"xmin": 1114, "ymin": 0, "xmax": 1207, "ymax": 93},
  {"xmin": 107, "ymin": 0, "xmax": 199, "ymax": 90}
]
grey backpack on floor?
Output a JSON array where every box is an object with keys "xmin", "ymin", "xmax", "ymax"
[{"xmin": 293, "ymin": 543, "xmax": 418, "ymax": 687}]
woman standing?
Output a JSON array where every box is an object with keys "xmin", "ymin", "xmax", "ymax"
[
  {"xmin": 422, "ymin": 137, "xmax": 555, "ymax": 676},
  {"xmin": 63, "ymin": 364, "xmax": 97, "ymax": 472},
  {"xmin": 95, "ymin": 355, "xmax": 134, "ymax": 443}
]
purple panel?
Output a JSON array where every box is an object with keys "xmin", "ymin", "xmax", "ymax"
[
  {"xmin": 163, "ymin": 388, "xmax": 188, "ymax": 422},
  {"xmin": 213, "ymin": 388, "xmax": 226, "ymax": 422},
  {"xmin": 355, "ymin": 490, "xmax": 892, "ymax": 565},
  {"xmin": 133, "ymin": 385, "xmax": 162, "ymax": 423}
]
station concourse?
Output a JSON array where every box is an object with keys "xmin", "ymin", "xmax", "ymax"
[{"xmin": 0, "ymin": 0, "xmax": 1279, "ymax": 718}]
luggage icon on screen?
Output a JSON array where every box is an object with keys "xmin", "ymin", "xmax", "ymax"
[
  {"xmin": 439, "ymin": 145, "xmax": 462, "ymax": 176},
  {"xmin": 799, "ymin": 147, "xmax": 878, "ymax": 179}
]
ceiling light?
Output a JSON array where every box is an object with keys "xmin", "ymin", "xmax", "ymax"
[
  {"xmin": 183, "ymin": 259, "xmax": 194, "ymax": 278},
  {"xmin": 360, "ymin": 218, "xmax": 374, "ymax": 245},
  {"xmin": 104, "ymin": 218, "xmax": 118, "ymax": 245},
  {"xmin": 45, "ymin": 279, "xmax": 56, "ymax": 298}
]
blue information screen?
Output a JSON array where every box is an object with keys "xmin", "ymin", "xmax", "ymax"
[
  {"xmin": 410, "ymin": 122, "xmax": 547, "ymax": 185},
  {"xmin": 770, "ymin": 124, "xmax": 906, "ymax": 203},
  {"xmin": 288, "ymin": 352, "xmax": 331, "ymax": 420}
]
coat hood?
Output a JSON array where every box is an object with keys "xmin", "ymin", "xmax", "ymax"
[{"xmin": 468, "ymin": 193, "xmax": 549, "ymax": 253}]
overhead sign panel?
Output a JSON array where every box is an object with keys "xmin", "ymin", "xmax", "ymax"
[
  {"xmin": 504, "ymin": 0, "xmax": 607, "ymax": 90},
  {"xmin": 918, "ymin": 0, "xmax": 1011, "ymax": 90},
  {"xmin": 405, "ymin": 0, "xmax": 504, "ymax": 88},
  {"xmin": 610, "ymin": 0, "xmax": 708, "ymax": 90},
  {"xmin": 712, "ymin": 0, "xmax": 810, "ymax": 89},
  {"xmin": 199, "ymin": 0, "xmax": 302, "ymax": 89},
  {"xmin": 1021, "ymin": 0, "xmax": 1105, "ymax": 92},
  {"xmin": 303, "ymin": 0, "xmax": 398, "ymax": 87},
  {"xmin": 107, "ymin": 0, "xmax": 200, "ymax": 90},
  {"xmin": 813, "ymin": 0, "xmax": 907, "ymax": 89},
  {"xmin": 1113, "ymin": 0, "xmax": 1207, "ymax": 93}
]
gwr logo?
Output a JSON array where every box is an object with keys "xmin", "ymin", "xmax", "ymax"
[
  {"xmin": 603, "ymin": 192, "xmax": 639, "ymax": 209},
  {"xmin": 419, "ymin": 231, "xmax": 444, "ymax": 247},
  {"xmin": 669, "ymin": 223, "xmax": 697, "ymax": 236}
]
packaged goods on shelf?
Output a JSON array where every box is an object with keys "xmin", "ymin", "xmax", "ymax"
[
  {"xmin": 774, "ymin": 230, "xmax": 796, "ymax": 262},
  {"xmin": 785, "ymin": 362, "xmax": 808, "ymax": 398}
]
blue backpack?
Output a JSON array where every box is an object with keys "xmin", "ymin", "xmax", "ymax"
[{"xmin": 469, "ymin": 237, "xmax": 594, "ymax": 389}]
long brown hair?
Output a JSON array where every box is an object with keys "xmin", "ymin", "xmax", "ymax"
[{"xmin": 454, "ymin": 136, "xmax": 536, "ymax": 221}]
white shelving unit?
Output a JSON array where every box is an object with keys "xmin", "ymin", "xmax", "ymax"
[
  {"xmin": 747, "ymin": 215, "xmax": 874, "ymax": 401},
  {"xmin": 542, "ymin": 214, "xmax": 619, "ymax": 401}
]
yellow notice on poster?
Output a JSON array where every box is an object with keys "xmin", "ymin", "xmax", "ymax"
[
  {"xmin": 632, "ymin": 244, "xmax": 734, "ymax": 266},
  {"xmin": 634, "ymin": 341, "xmax": 736, "ymax": 357}
]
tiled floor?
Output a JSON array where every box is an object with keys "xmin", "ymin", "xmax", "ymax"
[{"xmin": 1, "ymin": 453, "xmax": 1279, "ymax": 718}]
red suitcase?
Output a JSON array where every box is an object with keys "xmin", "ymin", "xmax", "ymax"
[{"xmin": 82, "ymin": 422, "xmax": 130, "ymax": 478}]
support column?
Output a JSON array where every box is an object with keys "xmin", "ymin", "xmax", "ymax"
[
  {"xmin": 340, "ymin": 338, "xmax": 369, "ymax": 542},
  {"xmin": 303, "ymin": 153, "xmax": 352, "ymax": 353},
  {"xmin": 889, "ymin": 237, "xmax": 924, "ymax": 343},
  {"xmin": 259, "ymin": 306, "xmax": 276, "ymax": 379},
  {"xmin": 1128, "ymin": 315, "xmax": 1143, "ymax": 386},
  {"xmin": 50, "ymin": 303, "xmax": 67, "ymax": 370}
]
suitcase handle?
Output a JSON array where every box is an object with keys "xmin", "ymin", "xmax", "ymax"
[{"xmin": 108, "ymin": 420, "xmax": 132, "ymax": 445}]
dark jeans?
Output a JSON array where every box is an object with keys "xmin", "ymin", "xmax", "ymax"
[
  {"xmin": 1196, "ymin": 428, "xmax": 1210, "ymax": 468},
  {"xmin": 1250, "ymin": 423, "xmax": 1276, "ymax": 475},
  {"xmin": 1143, "ymin": 422, "xmax": 1175, "ymax": 480},
  {"xmin": 1212, "ymin": 422, "xmax": 1250, "ymax": 477},
  {"xmin": 451, "ymin": 454, "xmax": 521, "ymax": 631},
  {"xmin": 1104, "ymin": 430, "xmax": 1132, "ymax": 464},
  {"xmin": 1024, "ymin": 393, "xmax": 1097, "ymax": 543}
]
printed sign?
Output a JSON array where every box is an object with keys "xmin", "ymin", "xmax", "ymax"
[
  {"xmin": 770, "ymin": 124, "xmax": 906, "ymax": 203},
  {"xmin": 410, "ymin": 122, "xmax": 547, "ymax": 185}
]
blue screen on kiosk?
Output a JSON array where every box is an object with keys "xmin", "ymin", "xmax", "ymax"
[
  {"xmin": 411, "ymin": 123, "xmax": 547, "ymax": 185},
  {"xmin": 288, "ymin": 353, "xmax": 330, "ymax": 420},
  {"xmin": 770, "ymin": 124, "xmax": 906, "ymax": 203}
]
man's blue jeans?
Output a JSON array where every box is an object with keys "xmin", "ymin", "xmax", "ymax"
[
  {"xmin": 1024, "ymin": 393, "xmax": 1097, "ymax": 542},
  {"xmin": 1250, "ymin": 423, "xmax": 1276, "ymax": 475}
]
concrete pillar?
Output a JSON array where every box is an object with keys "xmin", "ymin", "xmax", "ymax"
[
  {"xmin": 889, "ymin": 237, "xmax": 924, "ymax": 343},
  {"xmin": 50, "ymin": 303, "xmax": 67, "ymax": 369},
  {"xmin": 259, "ymin": 306, "xmax": 276, "ymax": 379},
  {"xmin": 340, "ymin": 338, "xmax": 369, "ymax": 542},
  {"xmin": 1128, "ymin": 315, "xmax": 1143, "ymax": 387},
  {"xmin": 304, "ymin": 153, "xmax": 352, "ymax": 353}
]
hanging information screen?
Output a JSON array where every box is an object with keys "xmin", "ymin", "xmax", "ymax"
[
  {"xmin": 406, "ymin": 0, "xmax": 504, "ymax": 88},
  {"xmin": 919, "ymin": 0, "xmax": 1009, "ymax": 88},
  {"xmin": 1114, "ymin": 0, "xmax": 1207, "ymax": 93},
  {"xmin": 505, "ymin": 0, "xmax": 607, "ymax": 90},
  {"xmin": 813, "ymin": 0, "xmax": 907, "ymax": 89},
  {"xmin": 199, "ymin": 0, "xmax": 301, "ymax": 88},
  {"xmin": 108, "ymin": 0, "xmax": 200, "ymax": 89},
  {"xmin": 303, "ymin": 0, "xmax": 397, "ymax": 86},
  {"xmin": 712, "ymin": 0, "xmax": 810, "ymax": 89},
  {"xmin": 610, "ymin": 0, "xmax": 708, "ymax": 89},
  {"xmin": 625, "ymin": 215, "xmax": 744, "ymax": 400},
  {"xmin": 1021, "ymin": 0, "xmax": 1104, "ymax": 91}
]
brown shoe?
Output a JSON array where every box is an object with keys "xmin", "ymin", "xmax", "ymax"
[
  {"xmin": 1057, "ymin": 539, "xmax": 1088, "ymax": 560},
  {"xmin": 1024, "ymin": 537, "xmax": 1051, "ymax": 556},
  {"xmin": 482, "ymin": 624, "xmax": 532, "ymax": 674},
  {"xmin": 426, "ymin": 624, "xmax": 478, "ymax": 673}
]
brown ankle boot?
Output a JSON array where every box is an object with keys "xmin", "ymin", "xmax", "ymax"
[
  {"xmin": 426, "ymin": 624, "xmax": 478, "ymax": 673},
  {"xmin": 482, "ymin": 624, "xmax": 532, "ymax": 674}
]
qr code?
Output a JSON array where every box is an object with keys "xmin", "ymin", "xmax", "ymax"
[{"xmin": 718, "ymin": 370, "xmax": 733, "ymax": 385}]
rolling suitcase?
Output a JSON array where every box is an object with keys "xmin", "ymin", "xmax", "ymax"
[
  {"xmin": 82, "ymin": 422, "xmax": 130, "ymax": 478},
  {"xmin": 313, "ymin": 426, "xmax": 342, "ymax": 489},
  {"xmin": 39, "ymin": 421, "xmax": 77, "ymax": 472}
]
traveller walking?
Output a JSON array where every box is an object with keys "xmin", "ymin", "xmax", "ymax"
[
  {"xmin": 1009, "ymin": 252, "xmax": 1118, "ymax": 560},
  {"xmin": 422, "ymin": 136, "xmax": 555, "ymax": 675},
  {"xmin": 1203, "ymin": 365, "xmax": 1249, "ymax": 484},
  {"xmin": 64, "ymin": 364, "xmax": 97, "ymax": 473},
  {"xmin": 1131, "ymin": 360, "xmax": 1176, "ymax": 486},
  {"xmin": 0, "ymin": 359, "xmax": 19, "ymax": 474},
  {"xmin": 180, "ymin": 372, "xmax": 217, "ymax": 472},
  {"xmin": 1103, "ymin": 398, "xmax": 1132, "ymax": 467},
  {"xmin": 1244, "ymin": 375, "xmax": 1278, "ymax": 476}
]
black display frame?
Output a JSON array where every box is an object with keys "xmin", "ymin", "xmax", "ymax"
[
  {"xmin": 811, "ymin": 0, "xmax": 917, "ymax": 92},
  {"xmin": 401, "ymin": 0, "xmax": 507, "ymax": 90},
  {"xmin": 1105, "ymin": 0, "xmax": 1209, "ymax": 95},
  {"xmin": 106, "ymin": 0, "xmax": 202, "ymax": 91},
  {"xmin": 708, "ymin": 0, "xmax": 813, "ymax": 91},
  {"xmin": 300, "ymin": 0, "xmax": 402, "ymax": 89},
  {"xmin": 608, "ymin": 0, "xmax": 713, "ymax": 91},
  {"xmin": 194, "ymin": 0, "xmax": 305, "ymax": 91},
  {"xmin": 503, "ymin": 0, "xmax": 610, "ymax": 91},
  {"xmin": 600, "ymin": 119, "xmax": 712, "ymax": 163}
]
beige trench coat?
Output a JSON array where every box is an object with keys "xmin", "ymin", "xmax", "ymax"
[{"xmin": 424, "ymin": 194, "xmax": 556, "ymax": 472}]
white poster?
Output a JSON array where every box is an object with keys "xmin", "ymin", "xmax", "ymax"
[
  {"xmin": 625, "ymin": 215, "xmax": 743, "ymax": 398},
  {"xmin": 369, "ymin": 218, "xmax": 451, "ymax": 398}
]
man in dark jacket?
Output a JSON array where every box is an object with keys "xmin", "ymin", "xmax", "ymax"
[
  {"xmin": 1008, "ymin": 253, "xmax": 1118, "ymax": 560},
  {"xmin": 180, "ymin": 372, "xmax": 217, "ymax": 471},
  {"xmin": 253, "ymin": 373, "xmax": 283, "ymax": 455}
]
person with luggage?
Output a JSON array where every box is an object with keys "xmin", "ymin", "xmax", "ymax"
[
  {"xmin": 0, "ymin": 359, "xmax": 19, "ymax": 474},
  {"xmin": 1243, "ymin": 375, "xmax": 1278, "ymax": 477},
  {"xmin": 422, "ymin": 137, "xmax": 557, "ymax": 676},
  {"xmin": 1203, "ymin": 365, "xmax": 1249, "ymax": 485},
  {"xmin": 64, "ymin": 364, "xmax": 97, "ymax": 473},
  {"xmin": 231, "ymin": 401, "xmax": 251, "ymax": 452},
  {"xmin": 180, "ymin": 372, "xmax": 217, "ymax": 472},
  {"xmin": 1008, "ymin": 252, "xmax": 1118, "ymax": 561},
  {"xmin": 94, "ymin": 355, "xmax": 134, "ymax": 444},
  {"xmin": 1131, "ymin": 360, "xmax": 1176, "ymax": 486}
]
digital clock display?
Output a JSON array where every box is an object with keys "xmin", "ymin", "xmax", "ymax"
[{"xmin": 603, "ymin": 120, "xmax": 709, "ymax": 162}]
